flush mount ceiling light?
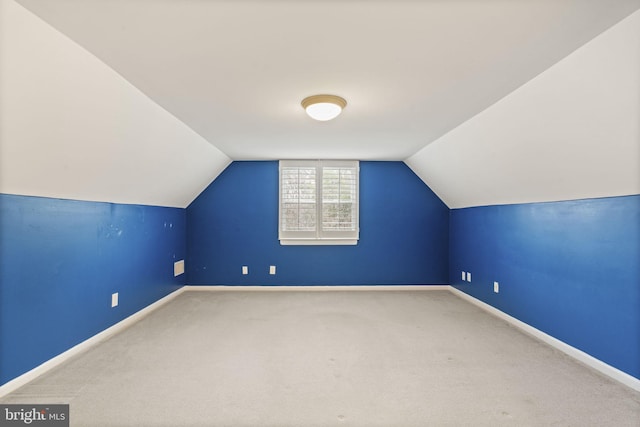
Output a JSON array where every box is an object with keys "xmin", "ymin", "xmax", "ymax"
[{"xmin": 301, "ymin": 94, "xmax": 347, "ymax": 121}]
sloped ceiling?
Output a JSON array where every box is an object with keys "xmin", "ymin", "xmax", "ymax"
[
  {"xmin": 407, "ymin": 9, "xmax": 640, "ymax": 208},
  {"xmin": 1, "ymin": 0, "xmax": 639, "ymax": 208},
  {"xmin": 0, "ymin": 0, "xmax": 231, "ymax": 208}
]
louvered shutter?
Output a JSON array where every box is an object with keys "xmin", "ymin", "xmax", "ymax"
[{"xmin": 279, "ymin": 160, "xmax": 359, "ymax": 245}]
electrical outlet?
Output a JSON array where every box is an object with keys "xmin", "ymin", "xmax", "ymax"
[
  {"xmin": 269, "ymin": 265, "xmax": 276, "ymax": 275},
  {"xmin": 467, "ymin": 272, "xmax": 472, "ymax": 282},
  {"xmin": 494, "ymin": 282, "xmax": 499, "ymax": 293},
  {"xmin": 242, "ymin": 266, "xmax": 248, "ymax": 275},
  {"xmin": 111, "ymin": 292, "xmax": 119, "ymax": 308},
  {"xmin": 462, "ymin": 271, "xmax": 466, "ymax": 281}
]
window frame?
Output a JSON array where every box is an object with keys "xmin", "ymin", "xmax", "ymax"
[{"xmin": 279, "ymin": 160, "xmax": 359, "ymax": 246}]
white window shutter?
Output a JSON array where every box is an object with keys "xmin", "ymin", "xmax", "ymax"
[
  {"xmin": 320, "ymin": 162, "xmax": 359, "ymax": 240},
  {"xmin": 279, "ymin": 161, "xmax": 318, "ymax": 240},
  {"xmin": 279, "ymin": 160, "xmax": 359, "ymax": 245}
]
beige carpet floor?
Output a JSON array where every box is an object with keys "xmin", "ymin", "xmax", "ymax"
[{"xmin": 2, "ymin": 290, "xmax": 639, "ymax": 426}]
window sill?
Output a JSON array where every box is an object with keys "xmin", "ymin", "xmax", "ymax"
[{"xmin": 279, "ymin": 239, "xmax": 358, "ymax": 246}]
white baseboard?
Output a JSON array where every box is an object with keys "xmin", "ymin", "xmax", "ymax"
[
  {"xmin": 3, "ymin": 284, "xmax": 637, "ymax": 396},
  {"xmin": 0, "ymin": 285, "xmax": 443, "ymax": 396},
  {"xmin": 448, "ymin": 286, "xmax": 640, "ymax": 392},
  {"xmin": 0, "ymin": 287, "xmax": 186, "ymax": 398},
  {"xmin": 185, "ymin": 285, "xmax": 450, "ymax": 292}
]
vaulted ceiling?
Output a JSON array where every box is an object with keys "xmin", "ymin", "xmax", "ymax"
[{"xmin": 1, "ymin": 0, "xmax": 639, "ymax": 208}]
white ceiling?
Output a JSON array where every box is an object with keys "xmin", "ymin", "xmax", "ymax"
[
  {"xmin": 14, "ymin": 0, "xmax": 640, "ymax": 161},
  {"xmin": 3, "ymin": 0, "xmax": 638, "ymax": 209},
  {"xmin": 1, "ymin": 0, "xmax": 231, "ymax": 208},
  {"xmin": 408, "ymin": 9, "xmax": 640, "ymax": 207}
]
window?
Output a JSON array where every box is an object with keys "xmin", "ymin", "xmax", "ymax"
[{"xmin": 279, "ymin": 160, "xmax": 359, "ymax": 245}]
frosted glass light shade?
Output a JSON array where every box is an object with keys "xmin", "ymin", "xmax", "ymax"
[{"xmin": 301, "ymin": 95, "xmax": 347, "ymax": 121}]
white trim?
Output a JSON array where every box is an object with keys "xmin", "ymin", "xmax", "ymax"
[
  {"xmin": 448, "ymin": 286, "xmax": 640, "ymax": 392},
  {"xmin": 0, "ymin": 287, "xmax": 186, "ymax": 398},
  {"xmin": 2, "ymin": 285, "xmax": 637, "ymax": 396},
  {"xmin": 280, "ymin": 239, "xmax": 358, "ymax": 246},
  {"xmin": 185, "ymin": 285, "xmax": 450, "ymax": 292},
  {"xmin": 279, "ymin": 160, "xmax": 359, "ymax": 243}
]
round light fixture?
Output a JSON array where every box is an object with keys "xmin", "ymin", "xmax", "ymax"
[{"xmin": 301, "ymin": 94, "xmax": 347, "ymax": 121}]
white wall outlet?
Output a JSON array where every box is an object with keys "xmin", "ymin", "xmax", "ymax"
[
  {"xmin": 111, "ymin": 292, "xmax": 119, "ymax": 308},
  {"xmin": 467, "ymin": 272, "xmax": 472, "ymax": 282},
  {"xmin": 462, "ymin": 271, "xmax": 466, "ymax": 281},
  {"xmin": 242, "ymin": 266, "xmax": 248, "ymax": 275},
  {"xmin": 174, "ymin": 260, "xmax": 185, "ymax": 277},
  {"xmin": 494, "ymin": 281, "xmax": 499, "ymax": 293},
  {"xmin": 269, "ymin": 265, "xmax": 276, "ymax": 275}
]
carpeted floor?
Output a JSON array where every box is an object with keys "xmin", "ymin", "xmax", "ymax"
[{"xmin": 2, "ymin": 290, "xmax": 639, "ymax": 426}]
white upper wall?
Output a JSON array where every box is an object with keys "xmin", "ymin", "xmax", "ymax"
[
  {"xmin": 406, "ymin": 10, "xmax": 640, "ymax": 209},
  {"xmin": 0, "ymin": 0, "xmax": 230, "ymax": 208}
]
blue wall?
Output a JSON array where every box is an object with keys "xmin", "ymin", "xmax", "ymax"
[
  {"xmin": 449, "ymin": 195, "xmax": 640, "ymax": 379},
  {"xmin": 187, "ymin": 161, "xmax": 449, "ymax": 286},
  {"xmin": 4, "ymin": 170, "xmax": 636, "ymax": 386},
  {"xmin": 0, "ymin": 194, "xmax": 186, "ymax": 385}
]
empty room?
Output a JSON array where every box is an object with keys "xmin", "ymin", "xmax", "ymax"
[{"xmin": 1, "ymin": 0, "xmax": 639, "ymax": 426}]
